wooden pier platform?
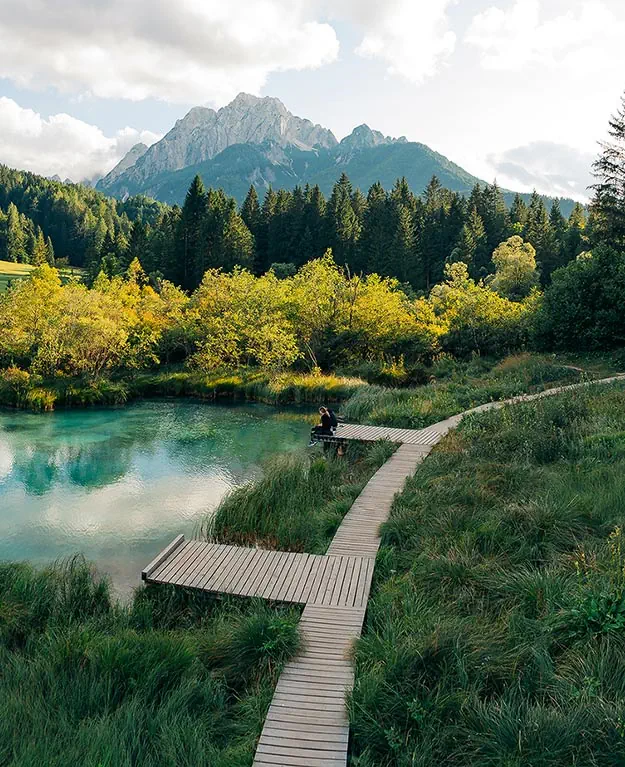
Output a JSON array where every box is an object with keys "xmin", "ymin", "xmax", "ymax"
[{"xmin": 141, "ymin": 376, "xmax": 625, "ymax": 767}]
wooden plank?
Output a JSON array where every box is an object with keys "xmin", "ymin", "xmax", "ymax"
[
  {"xmin": 152, "ymin": 541, "xmax": 198, "ymax": 583},
  {"xmin": 211, "ymin": 546, "xmax": 251, "ymax": 593},
  {"xmin": 231, "ymin": 548, "xmax": 269, "ymax": 595},
  {"xmin": 282, "ymin": 553, "xmax": 311, "ymax": 603},
  {"xmin": 141, "ymin": 534, "xmax": 185, "ymax": 580},
  {"xmin": 263, "ymin": 552, "xmax": 294, "ymax": 600},
  {"xmin": 220, "ymin": 547, "xmax": 257, "ymax": 593},
  {"xmin": 168, "ymin": 542, "xmax": 212, "ymax": 586},
  {"xmin": 178, "ymin": 544, "xmax": 223, "ymax": 588},
  {"xmin": 253, "ymin": 550, "xmax": 284, "ymax": 597},
  {"xmin": 289, "ymin": 556, "xmax": 319, "ymax": 604},
  {"xmin": 193, "ymin": 544, "xmax": 233, "ymax": 590}
]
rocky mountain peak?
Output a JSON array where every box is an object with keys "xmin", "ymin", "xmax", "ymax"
[{"xmin": 99, "ymin": 93, "xmax": 337, "ymax": 192}]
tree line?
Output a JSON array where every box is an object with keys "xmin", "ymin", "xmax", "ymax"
[
  {"xmin": 1, "ymin": 163, "xmax": 587, "ymax": 295},
  {"xmin": 146, "ymin": 173, "xmax": 588, "ymax": 293},
  {"xmin": 0, "ymin": 165, "xmax": 163, "ymax": 267}
]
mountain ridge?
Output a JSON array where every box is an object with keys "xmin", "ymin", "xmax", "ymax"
[{"xmin": 97, "ymin": 93, "xmax": 578, "ymax": 215}]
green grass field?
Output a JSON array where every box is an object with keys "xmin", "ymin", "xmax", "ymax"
[
  {"xmin": 0, "ymin": 259, "xmax": 84, "ymax": 293},
  {"xmin": 350, "ymin": 380, "xmax": 625, "ymax": 766}
]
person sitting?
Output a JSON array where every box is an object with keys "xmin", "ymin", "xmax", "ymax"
[
  {"xmin": 327, "ymin": 407, "xmax": 338, "ymax": 433},
  {"xmin": 309, "ymin": 406, "xmax": 333, "ymax": 446}
]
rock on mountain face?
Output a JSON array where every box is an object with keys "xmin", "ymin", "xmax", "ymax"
[
  {"xmin": 335, "ymin": 124, "xmax": 407, "ymax": 163},
  {"xmin": 105, "ymin": 143, "xmax": 149, "ymax": 185},
  {"xmin": 98, "ymin": 93, "xmax": 337, "ymax": 194}
]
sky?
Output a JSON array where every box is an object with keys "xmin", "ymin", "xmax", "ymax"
[{"xmin": 0, "ymin": 0, "xmax": 624, "ymax": 201}]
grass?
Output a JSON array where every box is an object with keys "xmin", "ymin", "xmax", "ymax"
[
  {"xmin": 0, "ymin": 556, "xmax": 301, "ymax": 766},
  {"xmin": 0, "ymin": 367, "xmax": 366, "ymax": 411},
  {"xmin": 204, "ymin": 440, "xmax": 397, "ymax": 554},
  {"xmin": 341, "ymin": 353, "xmax": 596, "ymax": 429},
  {"xmin": 1, "ymin": 351, "xmax": 621, "ymax": 414},
  {"xmin": 0, "ymin": 259, "xmax": 83, "ymax": 293},
  {"xmin": 349, "ymin": 380, "xmax": 625, "ymax": 767}
]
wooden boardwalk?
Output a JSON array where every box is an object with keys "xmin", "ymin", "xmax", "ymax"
[
  {"xmin": 143, "ymin": 539, "xmax": 375, "ymax": 609},
  {"xmin": 141, "ymin": 375, "xmax": 625, "ymax": 767},
  {"xmin": 142, "ymin": 439, "xmax": 434, "ymax": 766}
]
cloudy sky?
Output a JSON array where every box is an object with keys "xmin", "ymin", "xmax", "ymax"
[{"xmin": 0, "ymin": 0, "xmax": 623, "ymax": 200}]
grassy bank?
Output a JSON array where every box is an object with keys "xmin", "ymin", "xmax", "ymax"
[
  {"xmin": 341, "ymin": 353, "xmax": 591, "ymax": 429},
  {"xmin": 2, "ymin": 352, "xmax": 615, "ymax": 415},
  {"xmin": 204, "ymin": 440, "xmax": 396, "ymax": 554},
  {"xmin": 0, "ymin": 367, "xmax": 366, "ymax": 412},
  {"xmin": 0, "ymin": 557, "xmax": 300, "ymax": 766},
  {"xmin": 350, "ymin": 380, "xmax": 625, "ymax": 766}
]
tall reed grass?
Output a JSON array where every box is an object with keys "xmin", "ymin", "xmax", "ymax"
[
  {"xmin": 0, "ymin": 556, "xmax": 300, "ymax": 766},
  {"xmin": 350, "ymin": 381, "xmax": 625, "ymax": 766},
  {"xmin": 204, "ymin": 441, "xmax": 396, "ymax": 553}
]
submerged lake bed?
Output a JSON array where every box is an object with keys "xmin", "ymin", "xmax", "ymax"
[{"xmin": 0, "ymin": 401, "xmax": 310, "ymax": 595}]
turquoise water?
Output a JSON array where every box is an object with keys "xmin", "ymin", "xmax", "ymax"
[{"xmin": 0, "ymin": 401, "xmax": 310, "ymax": 595}]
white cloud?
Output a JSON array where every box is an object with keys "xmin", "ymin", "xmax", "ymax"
[
  {"xmin": 488, "ymin": 141, "xmax": 595, "ymax": 201},
  {"xmin": 0, "ymin": 0, "xmax": 340, "ymax": 105},
  {"xmin": 0, "ymin": 0, "xmax": 458, "ymax": 106},
  {"xmin": 0, "ymin": 98, "xmax": 161, "ymax": 181},
  {"xmin": 330, "ymin": 0, "xmax": 456, "ymax": 84},
  {"xmin": 466, "ymin": 0, "xmax": 624, "ymax": 73}
]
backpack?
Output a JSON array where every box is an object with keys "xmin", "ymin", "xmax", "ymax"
[{"xmin": 328, "ymin": 409, "xmax": 338, "ymax": 428}]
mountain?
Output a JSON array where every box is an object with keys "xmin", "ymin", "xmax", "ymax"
[
  {"xmin": 104, "ymin": 142, "xmax": 149, "ymax": 187},
  {"xmin": 97, "ymin": 94, "xmax": 576, "ymax": 215},
  {"xmin": 98, "ymin": 93, "xmax": 336, "ymax": 196}
]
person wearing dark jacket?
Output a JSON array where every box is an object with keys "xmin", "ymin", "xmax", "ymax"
[
  {"xmin": 309, "ymin": 406, "xmax": 333, "ymax": 446},
  {"xmin": 327, "ymin": 408, "xmax": 338, "ymax": 431}
]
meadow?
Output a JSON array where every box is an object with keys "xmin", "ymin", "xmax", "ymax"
[
  {"xmin": 350, "ymin": 380, "xmax": 625, "ymax": 766},
  {"xmin": 2, "ymin": 356, "xmax": 625, "ymax": 766},
  {"xmin": 0, "ymin": 259, "xmax": 84, "ymax": 293}
]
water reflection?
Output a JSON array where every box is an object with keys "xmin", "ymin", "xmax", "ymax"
[{"xmin": 0, "ymin": 401, "xmax": 310, "ymax": 595}]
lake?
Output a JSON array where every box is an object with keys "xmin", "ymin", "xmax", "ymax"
[{"xmin": 0, "ymin": 401, "xmax": 310, "ymax": 595}]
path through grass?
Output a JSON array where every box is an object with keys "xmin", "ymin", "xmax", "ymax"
[{"xmin": 350, "ymin": 380, "xmax": 625, "ymax": 766}]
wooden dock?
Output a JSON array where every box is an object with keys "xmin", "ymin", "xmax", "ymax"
[
  {"xmin": 141, "ymin": 375, "xmax": 625, "ymax": 767},
  {"xmin": 143, "ymin": 438, "xmax": 434, "ymax": 766}
]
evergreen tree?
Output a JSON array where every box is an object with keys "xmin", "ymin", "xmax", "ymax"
[
  {"xmin": 219, "ymin": 206, "xmax": 255, "ymax": 271},
  {"xmin": 449, "ymin": 223, "xmax": 476, "ymax": 268},
  {"xmin": 388, "ymin": 204, "xmax": 416, "ymax": 283},
  {"xmin": 419, "ymin": 176, "xmax": 447, "ymax": 290},
  {"xmin": 566, "ymin": 202, "xmax": 587, "ymax": 261},
  {"xmin": 256, "ymin": 187, "xmax": 277, "ymax": 274},
  {"xmin": 268, "ymin": 189, "xmax": 293, "ymax": 265},
  {"xmin": 524, "ymin": 191, "xmax": 552, "ymax": 274},
  {"xmin": 303, "ymin": 185, "xmax": 327, "ymax": 261},
  {"xmin": 176, "ymin": 175, "xmax": 208, "ymax": 290},
  {"xmin": 45, "ymin": 235, "xmax": 55, "ymax": 266},
  {"xmin": 591, "ymin": 93, "xmax": 625, "ymax": 248},
  {"xmin": 509, "ymin": 194, "xmax": 528, "ymax": 233},
  {"xmin": 351, "ymin": 188, "xmax": 368, "ymax": 221},
  {"xmin": 6, "ymin": 202, "xmax": 26, "ymax": 262},
  {"xmin": 541, "ymin": 200, "xmax": 568, "ymax": 280},
  {"xmin": 466, "ymin": 206, "xmax": 489, "ymax": 278},
  {"xmin": 358, "ymin": 182, "xmax": 390, "ymax": 274},
  {"xmin": 31, "ymin": 229, "xmax": 48, "ymax": 265},
  {"xmin": 241, "ymin": 185, "xmax": 261, "ymax": 236},
  {"xmin": 442, "ymin": 194, "xmax": 466, "ymax": 264},
  {"xmin": 390, "ymin": 177, "xmax": 416, "ymax": 213},
  {"xmin": 480, "ymin": 182, "xmax": 509, "ymax": 254},
  {"xmin": 128, "ymin": 220, "xmax": 149, "ymax": 269},
  {"xmin": 326, "ymin": 173, "xmax": 361, "ymax": 266}
]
